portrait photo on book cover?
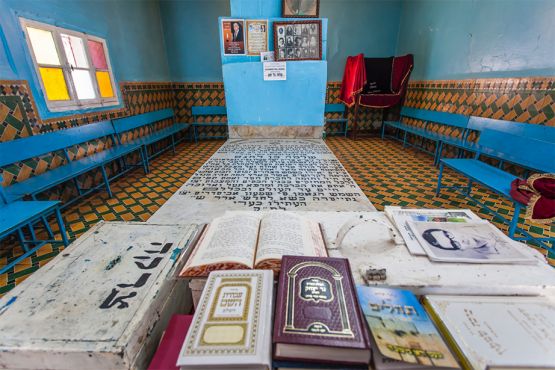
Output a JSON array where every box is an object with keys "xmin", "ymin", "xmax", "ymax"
[
  {"xmin": 409, "ymin": 221, "xmax": 532, "ymax": 263},
  {"xmin": 282, "ymin": 0, "xmax": 320, "ymax": 17}
]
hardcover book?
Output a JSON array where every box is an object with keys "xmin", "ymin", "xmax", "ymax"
[
  {"xmin": 177, "ymin": 270, "xmax": 274, "ymax": 370},
  {"xmin": 180, "ymin": 211, "xmax": 328, "ymax": 277},
  {"xmin": 148, "ymin": 315, "xmax": 193, "ymax": 370},
  {"xmin": 356, "ymin": 286, "xmax": 459, "ymax": 370},
  {"xmin": 273, "ymin": 256, "xmax": 371, "ymax": 365},
  {"xmin": 423, "ymin": 295, "xmax": 555, "ymax": 370}
]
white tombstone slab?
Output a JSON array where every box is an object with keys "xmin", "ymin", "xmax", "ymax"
[
  {"xmin": 0, "ymin": 221, "xmax": 200, "ymax": 370},
  {"xmin": 148, "ymin": 139, "xmax": 375, "ymax": 225}
]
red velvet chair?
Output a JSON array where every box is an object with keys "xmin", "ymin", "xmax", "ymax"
[{"xmin": 351, "ymin": 54, "xmax": 414, "ymax": 139}]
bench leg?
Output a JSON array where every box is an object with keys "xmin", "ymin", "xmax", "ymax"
[
  {"xmin": 41, "ymin": 215, "xmax": 55, "ymax": 239},
  {"xmin": 466, "ymin": 179, "xmax": 473, "ymax": 195},
  {"xmin": 402, "ymin": 131, "xmax": 408, "ymax": 147},
  {"xmin": 194, "ymin": 126, "xmax": 198, "ymax": 144},
  {"xmin": 434, "ymin": 141, "xmax": 443, "ymax": 166},
  {"xmin": 138, "ymin": 147, "xmax": 148, "ymax": 174},
  {"xmin": 100, "ymin": 165, "xmax": 113, "ymax": 198},
  {"xmin": 436, "ymin": 162, "xmax": 445, "ymax": 196},
  {"xmin": 509, "ymin": 203, "xmax": 522, "ymax": 239},
  {"xmin": 55, "ymin": 207, "xmax": 69, "ymax": 246},
  {"xmin": 142, "ymin": 146, "xmax": 151, "ymax": 173},
  {"xmin": 381, "ymin": 123, "xmax": 386, "ymax": 139},
  {"xmin": 171, "ymin": 134, "xmax": 176, "ymax": 155}
]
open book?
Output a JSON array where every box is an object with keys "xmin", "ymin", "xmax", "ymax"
[{"xmin": 180, "ymin": 212, "xmax": 328, "ymax": 277}]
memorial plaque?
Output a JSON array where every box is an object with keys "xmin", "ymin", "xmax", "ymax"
[
  {"xmin": 149, "ymin": 139, "xmax": 374, "ymax": 224},
  {"xmin": 0, "ymin": 222, "xmax": 199, "ymax": 370}
]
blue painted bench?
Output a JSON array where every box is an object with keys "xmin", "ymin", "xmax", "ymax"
[
  {"xmin": 435, "ymin": 115, "xmax": 555, "ymax": 163},
  {"xmin": 324, "ymin": 104, "xmax": 348, "ymax": 137},
  {"xmin": 436, "ymin": 129, "xmax": 555, "ymax": 252},
  {"xmin": 112, "ymin": 108, "xmax": 191, "ymax": 172},
  {"xmin": 0, "ymin": 121, "xmax": 146, "ymax": 205},
  {"xmin": 0, "ymin": 176, "xmax": 69, "ymax": 274},
  {"xmin": 382, "ymin": 107, "xmax": 470, "ymax": 165},
  {"xmin": 191, "ymin": 106, "xmax": 227, "ymax": 143}
]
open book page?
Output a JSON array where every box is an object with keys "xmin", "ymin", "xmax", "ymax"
[
  {"xmin": 180, "ymin": 214, "xmax": 261, "ymax": 276},
  {"xmin": 254, "ymin": 212, "xmax": 327, "ymax": 270}
]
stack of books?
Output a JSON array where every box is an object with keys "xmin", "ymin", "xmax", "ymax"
[
  {"xmin": 385, "ymin": 207, "xmax": 538, "ymax": 264},
  {"xmin": 170, "ymin": 254, "xmax": 555, "ymax": 370}
]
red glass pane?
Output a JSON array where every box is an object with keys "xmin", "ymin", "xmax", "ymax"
[{"xmin": 87, "ymin": 40, "xmax": 108, "ymax": 69}]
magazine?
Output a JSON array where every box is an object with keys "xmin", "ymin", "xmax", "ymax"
[
  {"xmin": 385, "ymin": 208, "xmax": 481, "ymax": 255},
  {"xmin": 408, "ymin": 221, "xmax": 537, "ymax": 264}
]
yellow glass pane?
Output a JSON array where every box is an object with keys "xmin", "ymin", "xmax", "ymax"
[
  {"xmin": 96, "ymin": 71, "xmax": 114, "ymax": 98},
  {"xmin": 39, "ymin": 67, "xmax": 70, "ymax": 100}
]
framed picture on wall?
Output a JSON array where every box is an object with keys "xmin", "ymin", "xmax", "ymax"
[
  {"xmin": 221, "ymin": 19, "xmax": 246, "ymax": 55},
  {"xmin": 246, "ymin": 19, "xmax": 268, "ymax": 56},
  {"xmin": 273, "ymin": 20, "xmax": 322, "ymax": 61},
  {"xmin": 282, "ymin": 0, "xmax": 320, "ymax": 18}
]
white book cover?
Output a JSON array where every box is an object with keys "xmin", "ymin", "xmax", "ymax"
[
  {"xmin": 407, "ymin": 221, "xmax": 537, "ymax": 264},
  {"xmin": 177, "ymin": 270, "xmax": 273, "ymax": 370},
  {"xmin": 384, "ymin": 207, "xmax": 481, "ymax": 256},
  {"xmin": 424, "ymin": 295, "xmax": 555, "ymax": 370}
]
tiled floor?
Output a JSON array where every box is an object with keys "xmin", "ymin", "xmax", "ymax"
[{"xmin": 1, "ymin": 137, "xmax": 553, "ymax": 295}]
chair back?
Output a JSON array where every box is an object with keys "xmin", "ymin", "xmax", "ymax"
[
  {"xmin": 468, "ymin": 116, "xmax": 555, "ymax": 143},
  {"xmin": 112, "ymin": 109, "xmax": 175, "ymax": 134},
  {"xmin": 391, "ymin": 54, "xmax": 414, "ymax": 94}
]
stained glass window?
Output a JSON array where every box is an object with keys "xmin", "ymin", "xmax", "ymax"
[{"xmin": 22, "ymin": 19, "xmax": 118, "ymax": 111}]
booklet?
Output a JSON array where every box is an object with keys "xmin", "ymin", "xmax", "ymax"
[
  {"xmin": 385, "ymin": 208, "xmax": 481, "ymax": 255},
  {"xmin": 408, "ymin": 221, "xmax": 537, "ymax": 264},
  {"xmin": 180, "ymin": 211, "xmax": 328, "ymax": 277}
]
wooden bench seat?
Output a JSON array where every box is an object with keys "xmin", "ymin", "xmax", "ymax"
[
  {"xmin": 191, "ymin": 106, "xmax": 227, "ymax": 143},
  {"xmin": 382, "ymin": 107, "xmax": 470, "ymax": 165},
  {"xmin": 0, "ymin": 121, "xmax": 146, "ymax": 205},
  {"xmin": 437, "ymin": 129, "xmax": 555, "ymax": 252},
  {"xmin": 113, "ymin": 108, "xmax": 190, "ymax": 172}
]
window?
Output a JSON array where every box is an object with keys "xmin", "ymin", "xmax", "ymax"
[{"xmin": 21, "ymin": 18, "xmax": 118, "ymax": 112}]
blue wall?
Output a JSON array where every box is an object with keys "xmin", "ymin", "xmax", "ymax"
[
  {"xmin": 396, "ymin": 0, "xmax": 555, "ymax": 80},
  {"xmin": 0, "ymin": 0, "xmax": 170, "ymax": 119},
  {"xmin": 161, "ymin": 0, "xmax": 402, "ymax": 82},
  {"xmin": 160, "ymin": 0, "xmax": 230, "ymax": 82},
  {"xmin": 322, "ymin": 0, "xmax": 402, "ymax": 81}
]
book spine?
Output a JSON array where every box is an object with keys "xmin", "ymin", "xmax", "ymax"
[
  {"xmin": 345, "ymin": 261, "xmax": 371, "ymax": 350},
  {"xmin": 422, "ymin": 297, "xmax": 469, "ymax": 370}
]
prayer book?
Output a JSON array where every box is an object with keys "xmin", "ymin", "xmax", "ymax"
[
  {"xmin": 273, "ymin": 256, "xmax": 371, "ymax": 365},
  {"xmin": 423, "ymin": 295, "xmax": 555, "ymax": 370},
  {"xmin": 356, "ymin": 285, "xmax": 459, "ymax": 370},
  {"xmin": 176, "ymin": 270, "xmax": 274, "ymax": 370},
  {"xmin": 180, "ymin": 212, "xmax": 328, "ymax": 277}
]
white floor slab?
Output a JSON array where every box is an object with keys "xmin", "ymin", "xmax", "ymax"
[{"xmin": 149, "ymin": 139, "xmax": 374, "ymax": 224}]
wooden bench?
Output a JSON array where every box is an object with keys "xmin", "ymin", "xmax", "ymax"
[
  {"xmin": 324, "ymin": 104, "xmax": 348, "ymax": 138},
  {"xmin": 382, "ymin": 107, "xmax": 470, "ymax": 165},
  {"xmin": 191, "ymin": 106, "xmax": 227, "ymax": 143},
  {"xmin": 0, "ymin": 121, "xmax": 146, "ymax": 205},
  {"xmin": 435, "ymin": 116, "xmax": 555, "ymax": 163},
  {"xmin": 112, "ymin": 108, "xmax": 190, "ymax": 172},
  {"xmin": 436, "ymin": 129, "xmax": 555, "ymax": 252},
  {"xmin": 0, "ymin": 176, "xmax": 69, "ymax": 274}
]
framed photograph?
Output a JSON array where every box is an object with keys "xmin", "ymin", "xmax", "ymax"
[
  {"xmin": 221, "ymin": 19, "xmax": 245, "ymax": 55},
  {"xmin": 282, "ymin": 0, "xmax": 319, "ymax": 18},
  {"xmin": 246, "ymin": 19, "xmax": 268, "ymax": 56},
  {"xmin": 273, "ymin": 20, "xmax": 321, "ymax": 61}
]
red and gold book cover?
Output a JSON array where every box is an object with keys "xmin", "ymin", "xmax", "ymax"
[{"xmin": 273, "ymin": 256, "xmax": 370, "ymax": 356}]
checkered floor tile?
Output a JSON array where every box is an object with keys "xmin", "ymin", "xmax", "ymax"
[{"xmin": 1, "ymin": 137, "xmax": 552, "ymax": 296}]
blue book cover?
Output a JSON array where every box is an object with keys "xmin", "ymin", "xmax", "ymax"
[{"xmin": 356, "ymin": 286, "xmax": 459, "ymax": 368}]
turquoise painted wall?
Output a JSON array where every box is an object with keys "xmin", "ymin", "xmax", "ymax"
[
  {"xmin": 323, "ymin": 0, "xmax": 402, "ymax": 81},
  {"xmin": 160, "ymin": 0, "xmax": 230, "ymax": 82},
  {"xmin": 161, "ymin": 0, "xmax": 402, "ymax": 82},
  {"xmin": 396, "ymin": 0, "xmax": 555, "ymax": 80},
  {"xmin": 0, "ymin": 0, "xmax": 170, "ymax": 119}
]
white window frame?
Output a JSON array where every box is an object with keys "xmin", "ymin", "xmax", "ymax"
[{"xmin": 20, "ymin": 18, "xmax": 119, "ymax": 112}]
